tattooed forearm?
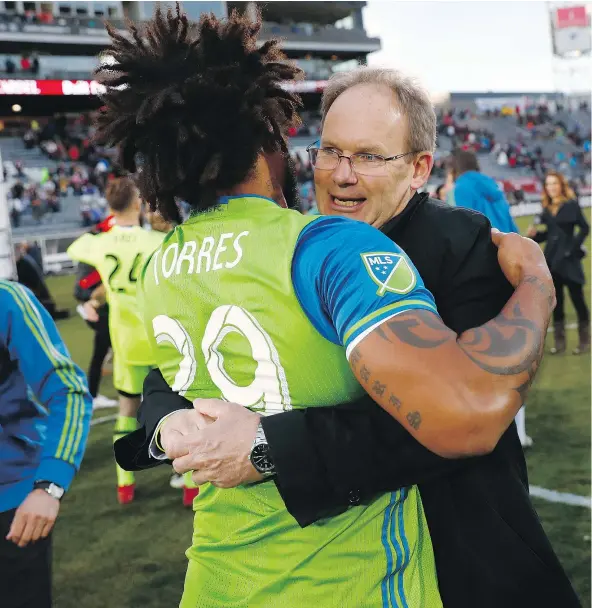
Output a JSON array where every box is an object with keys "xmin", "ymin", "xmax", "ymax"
[
  {"xmin": 457, "ymin": 303, "xmax": 543, "ymax": 376},
  {"xmin": 523, "ymin": 274, "xmax": 556, "ymax": 309},
  {"xmin": 350, "ymin": 347, "xmax": 362, "ymax": 371},
  {"xmin": 360, "ymin": 365, "xmax": 371, "ymax": 383},
  {"xmin": 514, "ymin": 338, "xmax": 545, "ymax": 407},
  {"xmin": 406, "ymin": 411, "xmax": 422, "ymax": 430},
  {"xmin": 379, "ymin": 312, "xmax": 452, "ymax": 349},
  {"xmin": 378, "ymin": 304, "xmax": 545, "ymax": 379},
  {"xmin": 372, "ymin": 380, "xmax": 386, "ymax": 397},
  {"xmin": 389, "ymin": 394, "xmax": 402, "ymax": 411}
]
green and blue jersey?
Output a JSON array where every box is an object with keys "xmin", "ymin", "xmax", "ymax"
[{"xmin": 139, "ymin": 195, "xmax": 442, "ymax": 607}]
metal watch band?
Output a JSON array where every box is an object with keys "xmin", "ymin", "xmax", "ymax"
[{"xmin": 34, "ymin": 481, "xmax": 65, "ymax": 500}]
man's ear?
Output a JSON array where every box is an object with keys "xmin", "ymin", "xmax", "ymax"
[{"xmin": 410, "ymin": 152, "xmax": 434, "ymax": 191}]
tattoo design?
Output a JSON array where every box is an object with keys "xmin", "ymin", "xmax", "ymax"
[
  {"xmin": 458, "ymin": 303, "xmax": 541, "ymax": 375},
  {"xmin": 389, "ymin": 394, "xmax": 402, "ymax": 411},
  {"xmin": 350, "ymin": 347, "xmax": 362, "ymax": 370},
  {"xmin": 380, "ymin": 311, "xmax": 452, "ymax": 349},
  {"xmin": 523, "ymin": 274, "xmax": 556, "ymax": 309},
  {"xmin": 360, "ymin": 365, "xmax": 371, "ymax": 383},
  {"xmin": 514, "ymin": 338, "xmax": 545, "ymax": 407},
  {"xmin": 406, "ymin": 411, "xmax": 422, "ymax": 430},
  {"xmin": 372, "ymin": 380, "xmax": 386, "ymax": 397}
]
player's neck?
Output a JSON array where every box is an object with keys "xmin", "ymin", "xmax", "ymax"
[
  {"xmin": 112, "ymin": 212, "xmax": 140, "ymax": 227},
  {"xmin": 219, "ymin": 154, "xmax": 287, "ymax": 208}
]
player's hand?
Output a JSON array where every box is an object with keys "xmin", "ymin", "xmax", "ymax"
[
  {"xmin": 491, "ymin": 229, "xmax": 552, "ymax": 289},
  {"xmin": 82, "ymin": 300, "xmax": 99, "ymax": 323},
  {"xmin": 159, "ymin": 409, "xmax": 213, "ymax": 458},
  {"xmin": 525, "ymin": 225, "xmax": 537, "ymax": 239},
  {"xmin": 6, "ymin": 490, "xmax": 60, "ymax": 548},
  {"xmin": 171, "ymin": 399, "xmax": 263, "ymax": 488}
]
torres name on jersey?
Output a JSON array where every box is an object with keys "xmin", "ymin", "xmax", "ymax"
[{"xmin": 152, "ymin": 231, "xmax": 249, "ymax": 284}]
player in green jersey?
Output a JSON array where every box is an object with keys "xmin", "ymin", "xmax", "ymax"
[
  {"xmin": 68, "ymin": 178, "xmax": 165, "ymax": 504},
  {"xmin": 96, "ymin": 6, "xmax": 554, "ymax": 606}
]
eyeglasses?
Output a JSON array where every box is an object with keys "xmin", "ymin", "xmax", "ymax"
[{"xmin": 306, "ymin": 142, "xmax": 418, "ymax": 176}]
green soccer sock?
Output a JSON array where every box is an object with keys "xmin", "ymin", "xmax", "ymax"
[
  {"xmin": 114, "ymin": 416, "xmax": 138, "ymax": 487},
  {"xmin": 183, "ymin": 471, "xmax": 198, "ymax": 489}
]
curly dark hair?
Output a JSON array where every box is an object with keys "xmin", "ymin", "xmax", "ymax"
[{"xmin": 94, "ymin": 4, "xmax": 303, "ymax": 222}]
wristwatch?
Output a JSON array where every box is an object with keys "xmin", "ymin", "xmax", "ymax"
[
  {"xmin": 33, "ymin": 481, "xmax": 65, "ymax": 501},
  {"xmin": 249, "ymin": 422, "xmax": 275, "ymax": 477}
]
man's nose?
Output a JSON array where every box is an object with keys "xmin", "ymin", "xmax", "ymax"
[{"xmin": 332, "ymin": 156, "xmax": 358, "ymax": 185}]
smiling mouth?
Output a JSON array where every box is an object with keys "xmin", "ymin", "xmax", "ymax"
[{"xmin": 330, "ymin": 195, "xmax": 366, "ymax": 209}]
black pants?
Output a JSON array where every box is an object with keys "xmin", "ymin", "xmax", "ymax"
[
  {"xmin": 0, "ymin": 508, "xmax": 52, "ymax": 608},
  {"xmin": 87, "ymin": 313, "xmax": 111, "ymax": 398},
  {"xmin": 552, "ymin": 273, "xmax": 589, "ymax": 324}
]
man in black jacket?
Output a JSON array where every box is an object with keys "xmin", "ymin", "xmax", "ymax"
[{"xmin": 115, "ymin": 67, "xmax": 579, "ymax": 607}]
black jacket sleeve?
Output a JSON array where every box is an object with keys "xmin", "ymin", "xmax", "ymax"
[
  {"xmin": 570, "ymin": 200, "xmax": 590, "ymax": 255},
  {"xmin": 113, "ymin": 367, "xmax": 191, "ymax": 471}
]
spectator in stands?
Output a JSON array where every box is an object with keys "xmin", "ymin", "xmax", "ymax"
[
  {"xmin": 9, "ymin": 198, "xmax": 22, "ymax": 228},
  {"xmin": 449, "ymin": 150, "xmax": 519, "ymax": 233},
  {"xmin": 20, "ymin": 55, "xmax": 31, "ymax": 72},
  {"xmin": 31, "ymin": 54, "xmax": 39, "ymax": 76},
  {"xmin": 527, "ymin": 172, "xmax": 590, "ymax": 355},
  {"xmin": 68, "ymin": 143, "xmax": 80, "ymax": 163},
  {"xmin": 13, "ymin": 161, "xmax": 25, "ymax": 179},
  {"xmin": 4, "ymin": 56, "xmax": 15, "ymax": 74}
]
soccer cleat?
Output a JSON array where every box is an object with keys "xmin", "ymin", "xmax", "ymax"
[
  {"xmin": 93, "ymin": 394, "xmax": 118, "ymax": 409},
  {"xmin": 183, "ymin": 486, "xmax": 200, "ymax": 507},
  {"xmin": 117, "ymin": 484, "xmax": 136, "ymax": 505}
]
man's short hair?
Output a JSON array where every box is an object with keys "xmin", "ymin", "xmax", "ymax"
[
  {"xmin": 449, "ymin": 150, "xmax": 480, "ymax": 178},
  {"xmin": 105, "ymin": 177, "xmax": 138, "ymax": 212},
  {"xmin": 320, "ymin": 67, "xmax": 437, "ymax": 154}
]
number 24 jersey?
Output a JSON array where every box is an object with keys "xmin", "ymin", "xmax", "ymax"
[{"xmin": 68, "ymin": 225, "xmax": 165, "ymax": 365}]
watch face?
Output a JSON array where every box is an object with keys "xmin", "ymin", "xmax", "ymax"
[
  {"xmin": 49, "ymin": 483, "xmax": 65, "ymax": 499},
  {"xmin": 251, "ymin": 444, "xmax": 274, "ymax": 473}
]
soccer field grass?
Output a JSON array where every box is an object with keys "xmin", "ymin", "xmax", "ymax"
[{"xmin": 46, "ymin": 213, "xmax": 591, "ymax": 607}]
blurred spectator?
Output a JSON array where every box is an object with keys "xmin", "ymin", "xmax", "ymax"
[
  {"xmin": 68, "ymin": 144, "xmax": 80, "ymax": 163},
  {"xmin": 20, "ymin": 55, "xmax": 31, "ymax": 71},
  {"xmin": 15, "ymin": 243, "xmax": 70, "ymax": 320},
  {"xmin": 9, "ymin": 198, "xmax": 22, "ymax": 228},
  {"xmin": 448, "ymin": 150, "xmax": 518, "ymax": 233},
  {"xmin": 4, "ymin": 57, "xmax": 15, "ymax": 74},
  {"xmin": 434, "ymin": 184, "xmax": 446, "ymax": 201},
  {"xmin": 13, "ymin": 161, "xmax": 26, "ymax": 179}
]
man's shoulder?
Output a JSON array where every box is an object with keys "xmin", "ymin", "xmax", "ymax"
[
  {"xmin": 419, "ymin": 196, "xmax": 491, "ymax": 233},
  {"xmin": 411, "ymin": 197, "xmax": 491, "ymax": 256}
]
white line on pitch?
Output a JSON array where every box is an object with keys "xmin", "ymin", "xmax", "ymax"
[
  {"xmin": 530, "ymin": 486, "xmax": 591, "ymax": 508},
  {"xmin": 90, "ymin": 413, "xmax": 118, "ymax": 426}
]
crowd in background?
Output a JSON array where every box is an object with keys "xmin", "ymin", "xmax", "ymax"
[
  {"xmin": 437, "ymin": 101, "xmax": 591, "ymax": 182},
  {"xmin": 2, "ymin": 53, "xmax": 40, "ymax": 75},
  {"xmin": 4, "ymin": 101, "xmax": 591, "ymax": 230}
]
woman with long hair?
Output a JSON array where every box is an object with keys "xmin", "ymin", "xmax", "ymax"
[{"xmin": 527, "ymin": 171, "xmax": 590, "ymax": 354}]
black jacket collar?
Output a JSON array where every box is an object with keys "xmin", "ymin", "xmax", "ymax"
[{"xmin": 379, "ymin": 191, "xmax": 429, "ymax": 237}]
